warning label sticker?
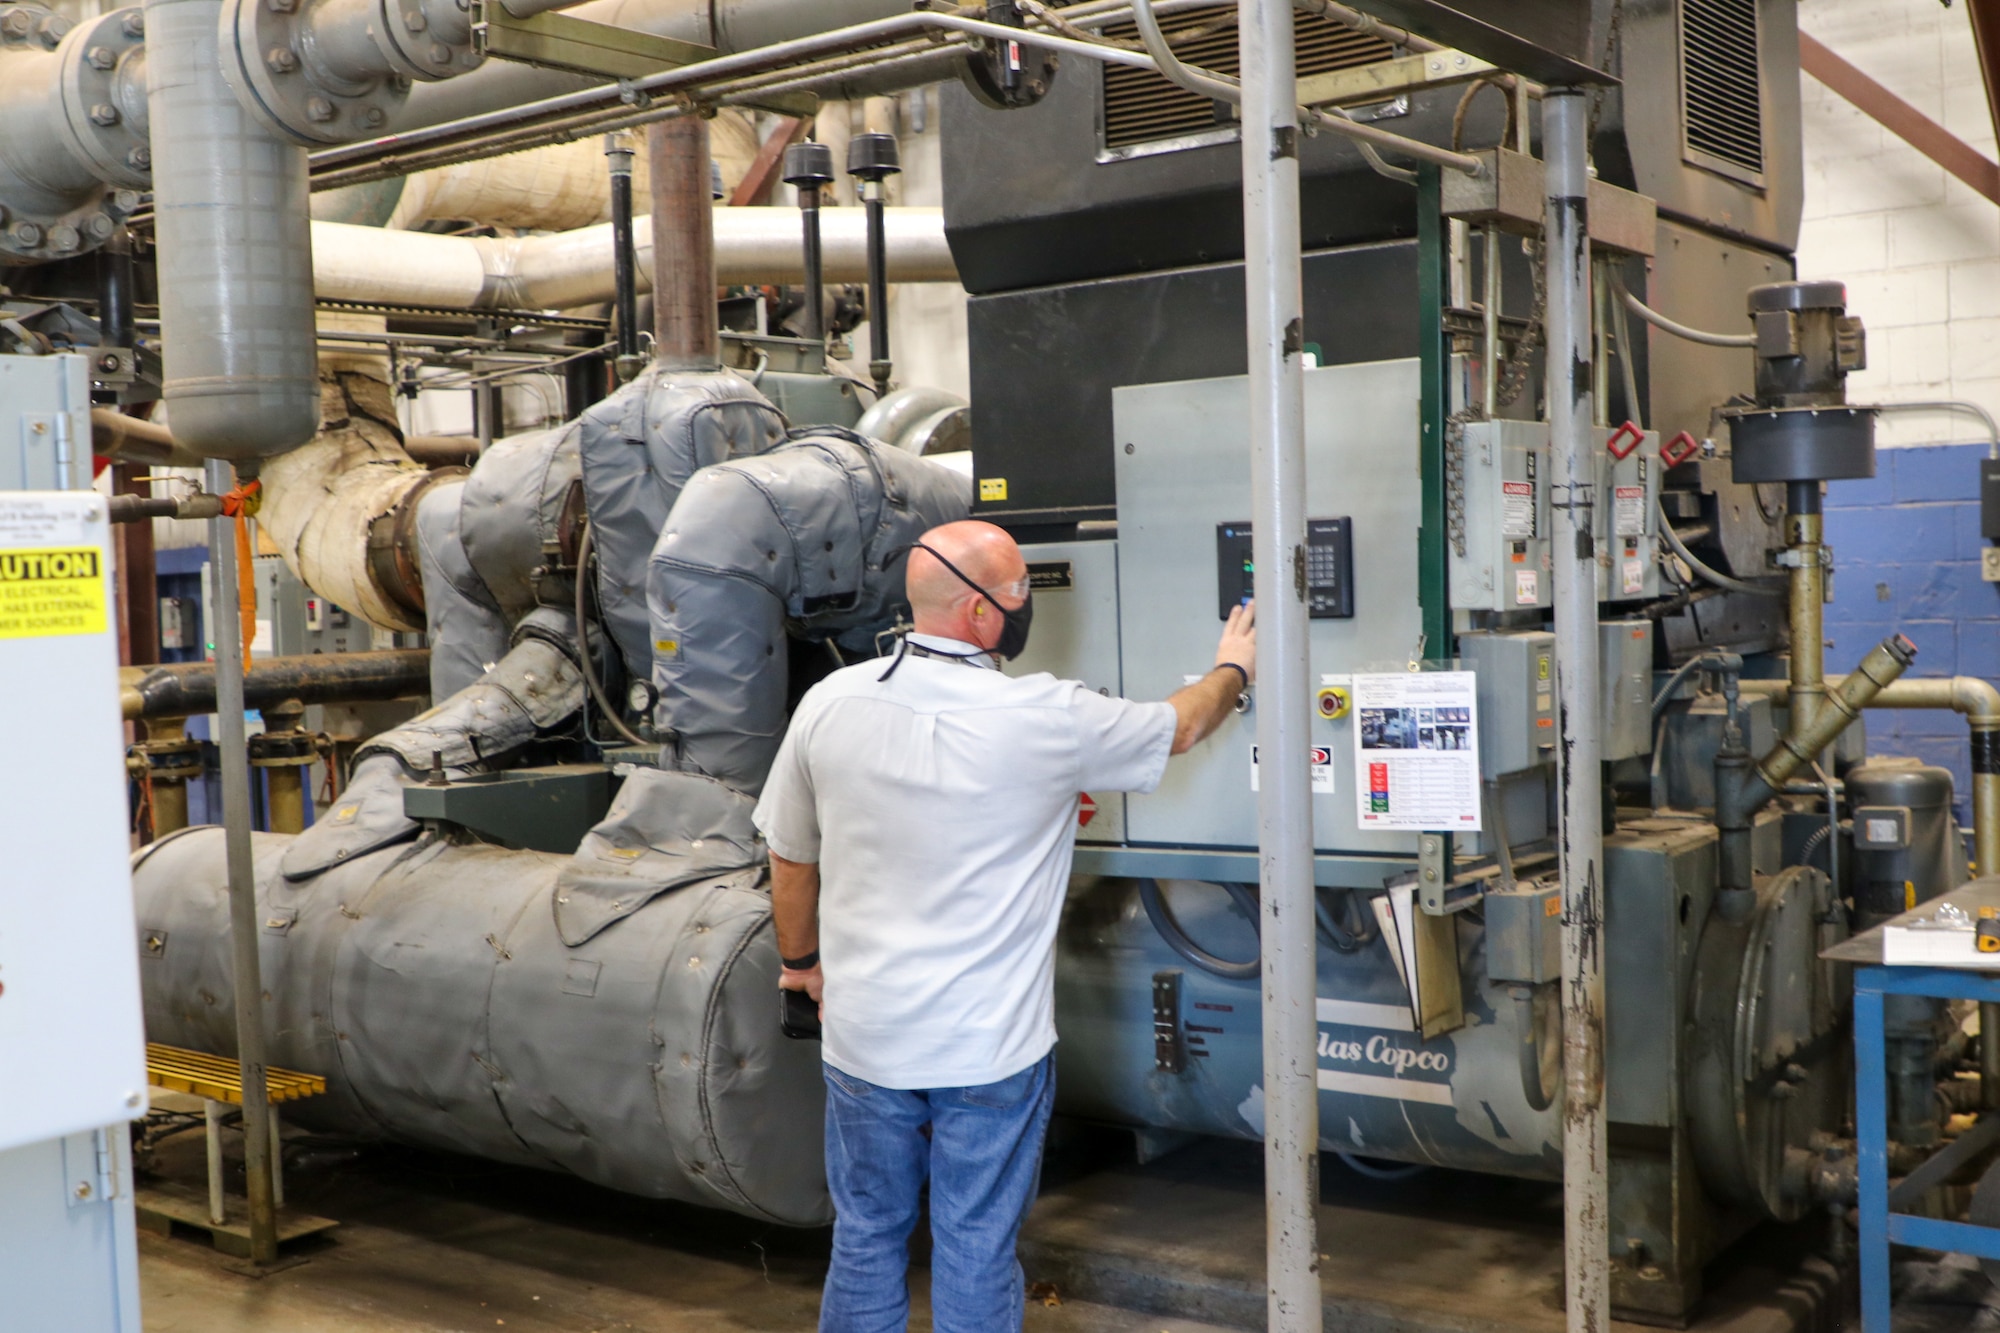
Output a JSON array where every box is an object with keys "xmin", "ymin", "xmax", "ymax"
[
  {"xmin": 0, "ymin": 546, "xmax": 107, "ymax": 639},
  {"xmin": 1501, "ymin": 480, "xmax": 1536, "ymax": 539},
  {"xmin": 1613, "ymin": 485, "xmax": 1646, "ymax": 538}
]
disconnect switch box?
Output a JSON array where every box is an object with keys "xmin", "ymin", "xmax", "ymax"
[{"xmin": 1486, "ymin": 882, "xmax": 1562, "ymax": 984}]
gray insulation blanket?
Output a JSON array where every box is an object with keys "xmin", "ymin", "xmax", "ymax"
[
  {"xmin": 130, "ymin": 783, "xmax": 830, "ymax": 1224},
  {"xmin": 279, "ymin": 612, "xmax": 585, "ymax": 882},
  {"xmin": 579, "ymin": 368, "xmax": 788, "ymax": 682},
  {"xmin": 415, "ymin": 478, "xmax": 509, "ymax": 701},
  {"xmin": 647, "ymin": 431, "xmax": 972, "ymax": 793},
  {"xmin": 457, "ymin": 422, "xmax": 584, "ymax": 625}
]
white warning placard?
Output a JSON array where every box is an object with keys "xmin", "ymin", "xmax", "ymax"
[{"xmin": 1352, "ymin": 671, "xmax": 1482, "ymax": 831}]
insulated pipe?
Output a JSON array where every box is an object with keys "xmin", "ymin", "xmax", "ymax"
[
  {"xmin": 204, "ymin": 456, "xmax": 279, "ymax": 1265},
  {"xmin": 1543, "ymin": 87, "xmax": 1607, "ymax": 1333},
  {"xmin": 304, "ymin": 207, "xmax": 958, "ymax": 312},
  {"xmin": 144, "ymin": 0, "xmax": 319, "ymax": 462},
  {"xmin": 1237, "ymin": 2, "xmax": 1318, "ymax": 1327},
  {"xmin": 649, "ymin": 116, "xmax": 719, "ymax": 370}
]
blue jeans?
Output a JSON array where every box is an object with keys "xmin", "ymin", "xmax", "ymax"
[{"xmin": 819, "ymin": 1053, "xmax": 1056, "ymax": 1333}]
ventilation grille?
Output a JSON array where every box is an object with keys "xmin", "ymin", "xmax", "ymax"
[
  {"xmin": 1100, "ymin": 12, "xmax": 1392, "ymax": 152},
  {"xmin": 1679, "ymin": 0, "xmax": 1764, "ymax": 179}
]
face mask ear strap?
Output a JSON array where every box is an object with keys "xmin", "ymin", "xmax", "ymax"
[{"xmin": 911, "ymin": 541, "xmax": 1006, "ymax": 616}]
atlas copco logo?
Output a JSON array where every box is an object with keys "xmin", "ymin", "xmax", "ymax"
[{"xmin": 1317, "ymin": 1032, "xmax": 1451, "ymax": 1076}]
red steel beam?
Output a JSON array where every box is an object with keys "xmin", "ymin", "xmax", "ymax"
[
  {"xmin": 728, "ymin": 116, "xmax": 808, "ymax": 208},
  {"xmin": 1972, "ymin": 0, "xmax": 2000, "ymax": 157},
  {"xmin": 1798, "ymin": 30, "xmax": 2000, "ymax": 206}
]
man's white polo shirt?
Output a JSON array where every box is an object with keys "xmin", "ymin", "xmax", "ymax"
[{"xmin": 752, "ymin": 633, "xmax": 1176, "ymax": 1090}]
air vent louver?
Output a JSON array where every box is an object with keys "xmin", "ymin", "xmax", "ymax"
[
  {"xmin": 1100, "ymin": 12, "xmax": 1392, "ymax": 153},
  {"xmin": 1680, "ymin": 0, "xmax": 1765, "ymax": 180}
]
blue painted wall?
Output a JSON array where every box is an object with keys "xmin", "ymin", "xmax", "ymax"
[{"xmin": 1824, "ymin": 442, "xmax": 1997, "ymax": 823}]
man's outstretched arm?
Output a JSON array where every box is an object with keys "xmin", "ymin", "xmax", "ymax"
[{"xmin": 1166, "ymin": 600, "xmax": 1257, "ymax": 755}]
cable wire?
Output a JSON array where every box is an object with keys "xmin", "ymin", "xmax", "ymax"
[
  {"xmin": 573, "ymin": 520, "xmax": 650, "ymax": 748},
  {"xmin": 1657, "ymin": 500, "xmax": 1784, "ymax": 599},
  {"xmin": 1610, "ymin": 272, "xmax": 1754, "ymax": 348}
]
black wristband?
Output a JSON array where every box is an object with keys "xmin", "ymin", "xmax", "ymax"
[
  {"xmin": 781, "ymin": 950, "xmax": 820, "ymax": 971},
  {"xmin": 1215, "ymin": 662, "xmax": 1249, "ymax": 692}
]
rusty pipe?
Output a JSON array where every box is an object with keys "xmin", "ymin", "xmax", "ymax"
[
  {"xmin": 120, "ymin": 649, "xmax": 431, "ymax": 721},
  {"xmin": 1738, "ymin": 636, "xmax": 1918, "ymax": 816},
  {"xmin": 649, "ymin": 115, "xmax": 718, "ymax": 371},
  {"xmin": 1785, "ymin": 485, "xmax": 1827, "ymax": 741}
]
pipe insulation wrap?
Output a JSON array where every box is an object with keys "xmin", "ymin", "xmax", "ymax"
[
  {"xmin": 143, "ymin": 0, "xmax": 319, "ymax": 460},
  {"xmin": 648, "ymin": 431, "xmax": 971, "ymax": 793},
  {"xmin": 257, "ymin": 373, "xmax": 431, "ymax": 631},
  {"xmin": 306, "ymin": 207, "xmax": 957, "ymax": 310}
]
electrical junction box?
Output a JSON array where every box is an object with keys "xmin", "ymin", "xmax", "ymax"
[
  {"xmin": 1449, "ymin": 419, "xmax": 1552, "ymax": 613},
  {"xmin": 1485, "ymin": 881, "xmax": 1562, "ymax": 984},
  {"xmin": 0, "ymin": 355, "xmax": 91, "ymax": 493},
  {"xmin": 1599, "ymin": 620, "xmax": 1654, "ymax": 762},
  {"xmin": 1007, "ymin": 538, "xmax": 1127, "ymax": 845},
  {"xmin": 1595, "ymin": 424, "xmax": 1661, "ymax": 603},
  {"xmin": 1112, "ymin": 359, "xmax": 1423, "ymax": 856},
  {"xmin": 158, "ymin": 596, "xmax": 194, "ymax": 651},
  {"xmin": 0, "ymin": 491, "xmax": 148, "ymax": 1149},
  {"xmin": 1458, "ymin": 629, "xmax": 1556, "ymax": 778}
]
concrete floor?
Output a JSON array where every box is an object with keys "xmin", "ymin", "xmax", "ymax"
[
  {"xmin": 134, "ymin": 1114, "xmax": 1849, "ymax": 1333},
  {"xmin": 135, "ymin": 1123, "xmax": 1234, "ymax": 1333}
]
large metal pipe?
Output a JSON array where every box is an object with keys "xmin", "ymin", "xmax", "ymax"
[
  {"xmin": 144, "ymin": 0, "xmax": 319, "ymax": 462},
  {"xmin": 1542, "ymin": 86, "xmax": 1607, "ymax": 1333},
  {"xmin": 120, "ymin": 649, "xmax": 432, "ymax": 720},
  {"xmin": 204, "ymin": 457, "xmax": 279, "ymax": 1263},
  {"xmin": 1237, "ymin": 0, "xmax": 1318, "ymax": 1326},
  {"xmin": 306, "ymin": 207, "xmax": 955, "ymax": 311},
  {"xmin": 1785, "ymin": 483, "xmax": 1826, "ymax": 742},
  {"xmin": 649, "ymin": 116, "xmax": 720, "ymax": 370},
  {"xmin": 606, "ymin": 134, "xmax": 641, "ymax": 378}
]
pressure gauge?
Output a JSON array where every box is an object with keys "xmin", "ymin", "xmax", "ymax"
[{"xmin": 627, "ymin": 679, "xmax": 657, "ymax": 714}]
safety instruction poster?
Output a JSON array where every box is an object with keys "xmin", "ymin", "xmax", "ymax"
[{"xmin": 1352, "ymin": 671, "xmax": 1482, "ymax": 830}]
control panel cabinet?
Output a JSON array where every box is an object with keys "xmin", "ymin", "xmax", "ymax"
[
  {"xmin": 1112, "ymin": 360, "xmax": 1424, "ymax": 856},
  {"xmin": 1450, "ymin": 420, "xmax": 1553, "ymax": 613},
  {"xmin": 1595, "ymin": 424, "xmax": 1661, "ymax": 603}
]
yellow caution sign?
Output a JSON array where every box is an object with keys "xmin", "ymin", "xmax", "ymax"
[{"xmin": 0, "ymin": 546, "xmax": 106, "ymax": 639}]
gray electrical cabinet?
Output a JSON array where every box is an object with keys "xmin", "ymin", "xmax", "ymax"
[
  {"xmin": 0, "ymin": 353, "xmax": 91, "ymax": 492},
  {"xmin": 1451, "ymin": 420, "xmax": 1553, "ymax": 613},
  {"xmin": 1111, "ymin": 359, "xmax": 1424, "ymax": 856},
  {"xmin": 1007, "ymin": 538, "xmax": 1127, "ymax": 844},
  {"xmin": 1594, "ymin": 424, "xmax": 1662, "ymax": 604},
  {"xmin": 1458, "ymin": 629, "xmax": 1557, "ymax": 777}
]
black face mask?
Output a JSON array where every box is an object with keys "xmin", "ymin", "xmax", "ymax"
[{"xmin": 911, "ymin": 542, "xmax": 1034, "ymax": 660}]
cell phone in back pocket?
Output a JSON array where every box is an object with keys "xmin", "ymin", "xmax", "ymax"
[{"xmin": 781, "ymin": 986, "xmax": 822, "ymax": 1040}]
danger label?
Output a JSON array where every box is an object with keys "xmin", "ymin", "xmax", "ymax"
[
  {"xmin": 1501, "ymin": 480, "xmax": 1536, "ymax": 539},
  {"xmin": 0, "ymin": 546, "xmax": 107, "ymax": 639},
  {"xmin": 1613, "ymin": 485, "xmax": 1646, "ymax": 538}
]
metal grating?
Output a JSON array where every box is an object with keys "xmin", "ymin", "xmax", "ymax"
[
  {"xmin": 1679, "ymin": 0, "xmax": 1765, "ymax": 179},
  {"xmin": 1100, "ymin": 12, "xmax": 1392, "ymax": 151}
]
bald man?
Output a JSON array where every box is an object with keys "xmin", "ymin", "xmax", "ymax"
[{"xmin": 752, "ymin": 520, "xmax": 1256, "ymax": 1333}]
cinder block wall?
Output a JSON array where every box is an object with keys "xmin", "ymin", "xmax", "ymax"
[{"xmin": 1791, "ymin": 1, "xmax": 1998, "ymax": 821}]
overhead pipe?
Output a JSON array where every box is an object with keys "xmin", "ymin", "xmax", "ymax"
[
  {"xmin": 305, "ymin": 206, "xmax": 956, "ymax": 310},
  {"xmin": 144, "ymin": 0, "xmax": 319, "ymax": 462},
  {"xmin": 1542, "ymin": 86, "xmax": 1607, "ymax": 1333},
  {"xmin": 1236, "ymin": 0, "xmax": 1318, "ymax": 1326}
]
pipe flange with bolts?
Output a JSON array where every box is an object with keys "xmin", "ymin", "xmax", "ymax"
[
  {"xmin": 53, "ymin": 8, "xmax": 152, "ymax": 187},
  {"xmin": 0, "ymin": 4, "xmax": 148, "ymax": 264},
  {"xmin": 224, "ymin": 0, "xmax": 478, "ymax": 145}
]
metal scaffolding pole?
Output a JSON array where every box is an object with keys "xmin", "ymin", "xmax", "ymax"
[
  {"xmin": 205, "ymin": 458, "xmax": 278, "ymax": 1265},
  {"xmin": 1542, "ymin": 87, "xmax": 1608, "ymax": 1333},
  {"xmin": 1239, "ymin": 0, "xmax": 1320, "ymax": 1327}
]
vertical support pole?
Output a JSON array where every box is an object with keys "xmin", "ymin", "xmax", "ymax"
[
  {"xmin": 605, "ymin": 132, "xmax": 642, "ymax": 382},
  {"xmin": 1786, "ymin": 482, "xmax": 1826, "ymax": 742},
  {"xmin": 269, "ymin": 1105, "xmax": 284, "ymax": 1209},
  {"xmin": 1415, "ymin": 165, "xmax": 1451, "ymax": 658},
  {"xmin": 650, "ymin": 116, "xmax": 721, "ymax": 370},
  {"xmin": 204, "ymin": 1098, "xmax": 225, "ymax": 1226},
  {"xmin": 1481, "ymin": 226, "xmax": 1501, "ymax": 419},
  {"xmin": 207, "ymin": 458, "xmax": 278, "ymax": 1264},
  {"xmin": 1239, "ymin": 3, "xmax": 1320, "ymax": 1329},
  {"xmin": 1855, "ymin": 974, "xmax": 1890, "ymax": 1333},
  {"xmin": 1543, "ymin": 87, "xmax": 1607, "ymax": 1333}
]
